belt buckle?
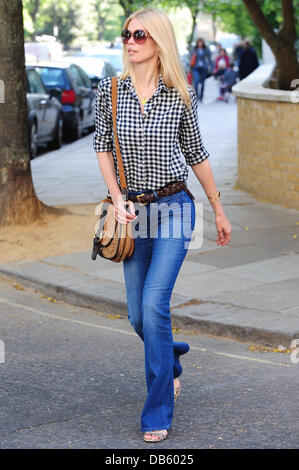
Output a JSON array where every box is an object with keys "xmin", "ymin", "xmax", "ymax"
[{"xmin": 136, "ymin": 193, "xmax": 147, "ymax": 205}]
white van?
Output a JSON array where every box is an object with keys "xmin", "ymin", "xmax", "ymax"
[{"xmin": 25, "ymin": 38, "xmax": 63, "ymax": 62}]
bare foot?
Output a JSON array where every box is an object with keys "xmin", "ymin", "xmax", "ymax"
[
  {"xmin": 174, "ymin": 378, "xmax": 181, "ymax": 402},
  {"xmin": 174, "ymin": 378, "xmax": 180, "ymax": 389}
]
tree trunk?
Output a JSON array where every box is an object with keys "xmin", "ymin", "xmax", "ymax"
[
  {"xmin": 118, "ymin": 0, "xmax": 134, "ymax": 18},
  {"xmin": 211, "ymin": 11, "xmax": 217, "ymax": 41},
  {"xmin": 0, "ymin": 0, "xmax": 58, "ymax": 226},
  {"xmin": 188, "ymin": 9, "xmax": 199, "ymax": 53},
  {"xmin": 272, "ymin": 33, "xmax": 299, "ymax": 90},
  {"xmin": 242, "ymin": 0, "xmax": 299, "ymax": 90},
  {"xmin": 29, "ymin": 0, "xmax": 41, "ymax": 39}
]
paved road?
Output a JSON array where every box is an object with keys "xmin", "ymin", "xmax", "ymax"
[{"xmin": 0, "ymin": 278, "xmax": 298, "ymax": 449}]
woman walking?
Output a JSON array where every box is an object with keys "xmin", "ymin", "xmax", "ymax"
[
  {"xmin": 93, "ymin": 6, "xmax": 231, "ymax": 443},
  {"xmin": 190, "ymin": 38, "xmax": 213, "ymax": 101}
]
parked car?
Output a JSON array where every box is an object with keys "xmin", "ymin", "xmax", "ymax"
[
  {"xmin": 26, "ymin": 65, "xmax": 63, "ymax": 159},
  {"xmin": 88, "ymin": 49, "xmax": 123, "ymax": 76},
  {"xmin": 62, "ymin": 55, "xmax": 117, "ymax": 89},
  {"xmin": 29, "ymin": 61, "xmax": 96, "ymax": 141}
]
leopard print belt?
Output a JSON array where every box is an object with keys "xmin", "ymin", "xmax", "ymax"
[{"xmin": 128, "ymin": 180, "xmax": 195, "ymax": 205}]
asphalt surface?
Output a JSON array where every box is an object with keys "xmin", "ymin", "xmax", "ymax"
[{"xmin": 0, "ymin": 277, "xmax": 298, "ymax": 449}]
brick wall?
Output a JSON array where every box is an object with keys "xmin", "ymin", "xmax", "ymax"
[{"xmin": 236, "ymin": 97, "xmax": 299, "ymax": 210}]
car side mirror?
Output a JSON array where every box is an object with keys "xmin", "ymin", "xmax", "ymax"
[
  {"xmin": 89, "ymin": 76, "xmax": 101, "ymax": 90},
  {"xmin": 48, "ymin": 87, "xmax": 62, "ymax": 100}
]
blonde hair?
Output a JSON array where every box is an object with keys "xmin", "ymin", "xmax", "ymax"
[{"xmin": 119, "ymin": 6, "xmax": 192, "ymax": 109}]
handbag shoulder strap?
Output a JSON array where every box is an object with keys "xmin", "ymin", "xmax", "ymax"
[{"xmin": 111, "ymin": 77, "xmax": 127, "ymax": 190}]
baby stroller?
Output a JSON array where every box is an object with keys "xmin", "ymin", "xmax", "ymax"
[
  {"xmin": 217, "ymin": 74, "xmax": 229, "ymax": 102},
  {"xmin": 214, "ymin": 58, "xmax": 228, "ymax": 102}
]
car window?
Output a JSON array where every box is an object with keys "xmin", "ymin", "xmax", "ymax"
[
  {"xmin": 35, "ymin": 66, "xmax": 68, "ymax": 88},
  {"xmin": 104, "ymin": 62, "xmax": 116, "ymax": 77},
  {"xmin": 77, "ymin": 66, "xmax": 92, "ymax": 88},
  {"xmin": 27, "ymin": 69, "xmax": 46, "ymax": 94},
  {"xmin": 90, "ymin": 53, "xmax": 122, "ymax": 72},
  {"xmin": 69, "ymin": 65, "xmax": 85, "ymax": 87}
]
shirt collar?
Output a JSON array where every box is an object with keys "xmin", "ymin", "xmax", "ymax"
[{"xmin": 119, "ymin": 73, "xmax": 171, "ymax": 95}]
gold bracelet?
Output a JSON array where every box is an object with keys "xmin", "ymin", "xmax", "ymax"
[{"xmin": 207, "ymin": 191, "xmax": 221, "ymax": 202}]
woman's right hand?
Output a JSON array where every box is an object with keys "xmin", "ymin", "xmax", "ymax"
[{"xmin": 113, "ymin": 196, "xmax": 138, "ymax": 225}]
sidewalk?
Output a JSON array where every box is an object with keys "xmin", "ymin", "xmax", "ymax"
[{"xmin": 1, "ymin": 80, "xmax": 298, "ymax": 347}]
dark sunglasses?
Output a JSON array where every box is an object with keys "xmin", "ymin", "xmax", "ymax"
[{"xmin": 121, "ymin": 29, "xmax": 151, "ymax": 45}]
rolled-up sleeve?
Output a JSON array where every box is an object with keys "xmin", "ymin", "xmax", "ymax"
[
  {"xmin": 93, "ymin": 80, "xmax": 113, "ymax": 153},
  {"xmin": 178, "ymin": 87, "xmax": 210, "ymax": 166}
]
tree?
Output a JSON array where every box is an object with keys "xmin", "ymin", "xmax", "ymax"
[
  {"xmin": 159, "ymin": 0, "xmax": 202, "ymax": 52},
  {"xmin": 90, "ymin": 0, "xmax": 124, "ymax": 42},
  {"xmin": 91, "ymin": 0, "xmax": 108, "ymax": 41},
  {"xmin": 0, "ymin": 0, "xmax": 57, "ymax": 226},
  {"xmin": 117, "ymin": 0, "xmax": 155, "ymax": 19},
  {"xmin": 182, "ymin": 1, "xmax": 201, "ymax": 52},
  {"xmin": 23, "ymin": 0, "xmax": 84, "ymax": 48},
  {"xmin": 23, "ymin": 0, "xmax": 41, "ymax": 39},
  {"xmin": 242, "ymin": 0, "xmax": 299, "ymax": 90},
  {"xmin": 185, "ymin": 0, "xmax": 299, "ymax": 90},
  {"xmin": 201, "ymin": 0, "xmax": 263, "ymax": 54},
  {"xmin": 39, "ymin": 0, "xmax": 83, "ymax": 48}
]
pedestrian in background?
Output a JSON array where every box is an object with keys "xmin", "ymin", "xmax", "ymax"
[
  {"xmin": 213, "ymin": 48, "xmax": 230, "ymax": 76},
  {"xmin": 238, "ymin": 38, "xmax": 259, "ymax": 80},
  {"xmin": 190, "ymin": 38, "xmax": 213, "ymax": 101},
  {"xmin": 217, "ymin": 62, "xmax": 238, "ymax": 102},
  {"xmin": 212, "ymin": 48, "xmax": 230, "ymax": 101},
  {"xmin": 223, "ymin": 63, "xmax": 238, "ymax": 101},
  {"xmin": 93, "ymin": 6, "xmax": 231, "ymax": 444},
  {"xmin": 233, "ymin": 40, "xmax": 244, "ymax": 68}
]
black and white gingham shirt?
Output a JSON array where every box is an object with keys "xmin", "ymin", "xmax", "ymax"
[{"xmin": 93, "ymin": 73, "xmax": 209, "ymax": 196}]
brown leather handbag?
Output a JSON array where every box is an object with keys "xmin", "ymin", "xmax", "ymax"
[
  {"xmin": 190, "ymin": 51, "xmax": 196, "ymax": 67},
  {"xmin": 91, "ymin": 77, "xmax": 135, "ymax": 262}
]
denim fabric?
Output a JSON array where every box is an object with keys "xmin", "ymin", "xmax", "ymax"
[
  {"xmin": 123, "ymin": 189, "xmax": 196, "ymax": 432},
  {"xmin": 192, "ymin": 67, "xmax": 207, "ymax": 101}
]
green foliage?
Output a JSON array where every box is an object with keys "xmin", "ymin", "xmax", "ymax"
[
  {"xmin": 88, "ymin": 0, "xmax": 124, "ymax": 42},
  {"xmin": 22, "ymin": 0, "xmax": 299, "ymax": 52},
  {"xmin": 203, "ymin": 1, "xmax": 263, "ymax": 54},
  {"xmin": 23, "ymin": 0, "xmax": 83, "ymax": 46},
  {"xmin": 162, "ymin": 0, "xmax": 297, "ymax": 57},
  {"xmin": 22, "ymin": 0, "xmax": 157, "ymax": 46}
]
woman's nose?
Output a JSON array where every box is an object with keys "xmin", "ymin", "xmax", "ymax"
[{"xmin": 127, "ymin": 34, "xmax": 135, "ymax": 45}]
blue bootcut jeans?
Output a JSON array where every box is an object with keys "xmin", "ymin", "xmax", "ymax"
[
  {"xmin": 122, "ymin": 188, "xmax": 196, "ymax": 432},
  {"xmin": 192, "ymin": 66, "xmax": 208, "ymax": 101}
]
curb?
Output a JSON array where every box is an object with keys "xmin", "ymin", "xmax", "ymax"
[{"xmin": 0, "ymin": 267, "xmax": 296, "ymax": 348}]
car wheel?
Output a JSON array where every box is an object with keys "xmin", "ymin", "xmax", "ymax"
[
  {"xmin": 29, "ymin": 121, "xmax": 38, "ymax": 159},
  {"xmin": 87, "ymin": 123, "xmax": 95, "ymax": 133},
  {"xmin": 70, "ymin": 115, "xmax": 82, "ymax": 141},
  {"xmin": 48, "ymin": 115, "xmax": 63, "ymax": 150}
]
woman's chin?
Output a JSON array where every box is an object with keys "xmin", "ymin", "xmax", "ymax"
[{"xmin": 128, "ymin": 57, "xmax": 141, "ymax": 63}]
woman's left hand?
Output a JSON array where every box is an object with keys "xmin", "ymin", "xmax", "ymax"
[{"xmin": 215, "ymin": 213, "xmax": 232, "ymax": 246}]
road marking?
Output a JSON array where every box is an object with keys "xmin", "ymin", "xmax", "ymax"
[
  {"xmin": 192, "ymin": 346, "xmax": 290, "ymax": 367},
  {"xmin": 0, "ymin": 297, "xmax": 136, "ymax": 337},
  {"xmin": 0, "ymin": 296, "xmax": 290, "ymax": 367}
]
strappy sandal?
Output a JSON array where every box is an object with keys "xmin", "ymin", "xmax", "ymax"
[
  {"xmin": 143, "ymin": 430, "xmax": 168, "ymax": 443},
  {"xmin": 174, "ymin": 385, "xmax": 181, "ymax": 402}
]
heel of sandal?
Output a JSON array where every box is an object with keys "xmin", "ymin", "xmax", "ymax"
[
  {"xmin": 174, "ymin": 385, "xmax": 181, "ymax": 402},
  {"xmin": 143, "ymin": 430, "xmax": 168, "ymax": 442}
]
